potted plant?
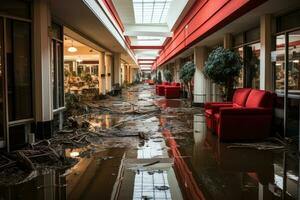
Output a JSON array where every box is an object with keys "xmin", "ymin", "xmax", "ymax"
[
  {"xmin": 180, "ymin": 61, "xmax": 195, "ymax": 103},
  {"xmin": 157, "ymin": 71, "xmax": 162, "ymax": 84},
  {"xmin": 163, "ymin": 69, "xmax": 173, "ymax": 83},
  {"xmin": 204, "ymin": 47, "xmax": 242, "ymax": 101}
]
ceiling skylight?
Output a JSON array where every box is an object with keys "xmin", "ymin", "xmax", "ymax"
[{"xmin": 133, "ymin": 0, "xmax": 172, "ymax": 24}]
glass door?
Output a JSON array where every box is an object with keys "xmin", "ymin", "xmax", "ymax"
[
  {"xmin": 0, "ymin": 18, "xmax": 4, "ymax": 143},
  {"xmin": 287, "ymin": 30, "xmax": 300, "ymax": 138}
]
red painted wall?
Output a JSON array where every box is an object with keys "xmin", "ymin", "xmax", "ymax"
[{"xmin": 153, "ymin": 0, "xmax": 267, "ymax": 69}]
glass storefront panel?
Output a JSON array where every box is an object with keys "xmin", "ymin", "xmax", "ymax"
[
  {"xmin": 244, "ymin": 43, "xmax": 260, "ymax": 88},
  {"xmin": 51, "ymin": 23, "xmax": 64, "ymax": 110},
  {"xmin": 236, "ymin": 47, "xmax": 244, "ymax": 88},
  {"xmin": 6, "ymin": 19, "xmax": 32, "ymax": 121},
  {"xmin": 288, "ymin": 30, "xmax": 300, "ymax": 92},
  {"xmin": 0, "ymin": 18, "xmax": 3, "ymax": 138},
  {"xmin": 286, "ymin": 30, "xmax": 300, "ymax": 137},
  {"xmin": 57, "ymin": 42, "xmax": 64, "ymax": 108},
  {"xmin": 275, "ymin": 34, "xmax": 285, "ymax": 93}
]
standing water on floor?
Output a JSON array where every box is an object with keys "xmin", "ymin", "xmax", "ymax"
[{"xmin": 0, "ymin": 84, "xmax": 299, "ymax": 200}]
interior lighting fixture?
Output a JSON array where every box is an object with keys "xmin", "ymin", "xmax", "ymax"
[
  {"xmin": 76, "ymin": 57, "xmax": 83, "ymax": 63},
  {"xmin": 68, "ymin": 40, "xmax": 77, "ymax": 53}
]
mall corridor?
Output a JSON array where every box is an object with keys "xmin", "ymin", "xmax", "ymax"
[
  {"xmin": 0, "ymin": 0, "xmax": 300, "ymax": 199},
  {"xmin": 0, "ymin": 84, "xmax": 298, "ymax": 200}
]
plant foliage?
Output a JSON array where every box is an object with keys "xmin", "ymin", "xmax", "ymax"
[
  {"xmin": 180, "ymin": 61, "xmax": 195, "ymax": 85},
  {"xmin": 157, "ymin": 71, "xmax": 162, "ymax": 84},
  {"xmin": 163, "ymin": 69, "xmax": 173, "ymax": 83},
  {"xmin": 204, "ymin": 47, "xmax": 242, "ymax": 86}
]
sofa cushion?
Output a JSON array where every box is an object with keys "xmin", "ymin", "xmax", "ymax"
[
  {"xmin": 245, "ymin": 90, "xmax": 269, "ymax": 108},
  {"xmin": 232, "ymin": 88, "xmax": 252, "ymax": 106}
]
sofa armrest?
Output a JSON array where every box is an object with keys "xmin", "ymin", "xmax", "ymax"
[{"xmin": 219, "ymin": 107, "xmax": 273, "ymax": 115}]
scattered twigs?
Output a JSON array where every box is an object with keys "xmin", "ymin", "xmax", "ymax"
[
  {"xmin": 227, "ymin": 142, "xmax": 285, "ymax": 150},
  {"xmin": 16, "ymin": 170, "xmax": 38, "ymax": 185},
  {"xmin": 0, "ymin": 161, "xmax": 17, "ymax": 170},
  {"xmin": 16, "ymin": 151, "xmax": 35, "ymax": 171}
]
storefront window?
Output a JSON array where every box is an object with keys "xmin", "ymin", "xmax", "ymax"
[
  {"xmin": 6, "ymin": 19, "xmax": 32, "ymax": 121},
  {"xmin": 244, "ymin": 43, "xmax": 260, "ymax": 88},
  {"xmin": 286, "ymin": 30, "xmax": 300, "ymax": 138},
  {"xmin": 236, "ymin": 47, "xmax": 244, "ymax": 88},
  {"xmin": 275, "ymin": 34, "xmax": 285, "ymax": 92},
  {"xmin": 288, "ymin": 30, "xmax": 300, "ymax": 92},
  {"xmin": 234, "ymin": 28, "xmax": 260, "ymax": 89},
  {"xmin": 0, "ymin": 18, "xmax": 3, "ymax": 138},
  {"xmin": 51, "ymin": 23, "xmax": 64, "ymax": 110}
]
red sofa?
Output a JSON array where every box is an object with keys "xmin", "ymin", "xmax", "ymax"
[
  {"xmin": 146, "ymin": 79, "xmax": 154, "ymax": 85},
  {"xmin": 156, "ymin": 82, "xmax": 170, "ymax": 96},
  {"xmin": 164, "ymin": 83, "xmax": 181, "ymax": 99},
  {"xmin": 204, "ymin": 88, "xmax": 275, "ymax": 140}
]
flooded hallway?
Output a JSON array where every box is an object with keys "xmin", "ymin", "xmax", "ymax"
[
  {"xmin": 0, "ymin": 0, "xmax": 300, "ymax": 199},
  {"xmin": 0, "ymin": 84, "xmax": 299, "ymax": 200}
]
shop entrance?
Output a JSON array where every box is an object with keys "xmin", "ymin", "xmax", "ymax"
[{"xmin": 0, "ymin": 4, "xmax": 33, "ymax": 151}]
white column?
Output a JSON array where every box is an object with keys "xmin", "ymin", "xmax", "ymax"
[
  {"xmin": 98, "ymin": 52, "xmax": 106, "ymax": 95},
  {"xmin": 113, "ymin": 53, "xmax": 121, "ymax": 85},
  {"xmin": 105, "ymin": 55, "xmax": 112, "ymax": 92},
  {"xmin": 194, "ymin": 46, "xmax": 210, "ymax": 103},
  {"xmin": 174, "ymin": 59, "xmax": 181, "ymax": 82},
  {"xmin": 260, "ymin": 14, "xmax": 273, "ymax": 90},
  {"xmin": 33, "ymin": 0, "xmax": 53, "ymax": 137},
  {"xmin": 129, "ymin": 67, "xmax": 135, "ymax": 83}
]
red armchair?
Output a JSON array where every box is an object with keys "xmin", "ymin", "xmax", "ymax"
[
  {"xmin": 156, "ymin": 82, "xmax": 170, "ymax": 96},
  {"xmin": 205, "ymin": 88, "xmax": 275, "ymax": 140},
  {"xmin": 164, "ymin": 82, "xmax": 181, "ymax": 99}
]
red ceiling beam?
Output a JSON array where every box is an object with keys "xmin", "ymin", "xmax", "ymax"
[
  {"xmin": 130, "ymin": 46, "xmax": 163, "ymax": 50},
  {"xmin": 101, "ymin": 0, "xmax": 125, "ymax": 32},
  {"xmin": 154, "ymin": 0, "xmax": 267, "ymax": 68}
]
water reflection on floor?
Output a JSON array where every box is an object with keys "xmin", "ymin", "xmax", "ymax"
[
  {"xmin": 0, "ymin": 84, "xmax": 299, "ymax": 200},
  {"xmin": 161, "ymin": 113, "xmax": 299, "ymax": 200}
]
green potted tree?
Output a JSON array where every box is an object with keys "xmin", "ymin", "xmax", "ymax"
[
  {"xmin": 157, "ymin": 71, "xmax": 162, "ymax": 84},
  {"xmin": 163, "ymin": 69, "xmax": 173, "ymax": 83},
  {"xmin": 204, "ymin": 47, "xmax": 242, "ymax": 100},
  {"xmin": 180, "ymin": 61, "xmax": 195, "ymax": 102}
]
